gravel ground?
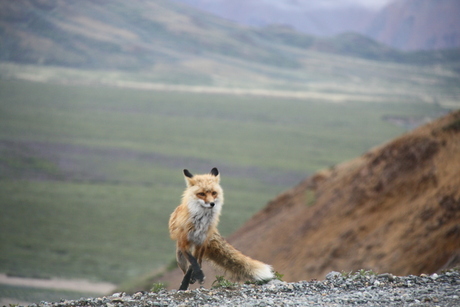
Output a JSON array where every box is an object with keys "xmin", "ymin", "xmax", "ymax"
[{"xmin": 28, "ymin": 270, "xmax": 459, "ymax": 307}]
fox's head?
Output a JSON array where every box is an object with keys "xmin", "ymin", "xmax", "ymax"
[{"xmin": 183, "ymin": 167, "xmax": 224, "ymax": 210}]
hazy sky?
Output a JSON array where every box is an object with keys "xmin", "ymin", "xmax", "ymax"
[
  {"xmin": 272, "ymin": 0, "xmax": 395, "ymax": 10},
  {"xmin": 337, "ymin": 0, "xmax": 394, "ymax": 9}
]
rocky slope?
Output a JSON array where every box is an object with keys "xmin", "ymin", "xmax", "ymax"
[
  {"xmin": 157, "ymin": 110, "xmax": 460, "ymax": 290},
  {"xmin": 33, "ymin": 270, "xmax": 460, "ymax": 306}
]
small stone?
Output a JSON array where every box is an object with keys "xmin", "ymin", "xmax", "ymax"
[
  {"xmin": 326, "ymin": 271, "xmax": 342, "ymax": 280},
  {"xmin": 268, "ymin": 279, "xmax": 285, "ymax": 285},
  {"xmin": 378, "ymin": 273, "xmax": 393, "ymax": 281},
  {"xmin": 133, "ymin": 292, "xmax": 143, "ymax": 299}
]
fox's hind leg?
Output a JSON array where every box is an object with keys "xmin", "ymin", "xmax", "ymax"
[
  {"xmin": 176, "ymin": 248, "xmax": 188, "ymax": 274},
  {"xmin": 177, "ymin": 249, "xmax": 195, "ymax": 290},
  {"xmin": 177, "ymin": 248, "xmax": 193, "ymax": 290}
]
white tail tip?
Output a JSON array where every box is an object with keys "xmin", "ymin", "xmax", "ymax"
[{"xmin": 253, "ymin": 264, "xmax": 275, "ymax": 281}]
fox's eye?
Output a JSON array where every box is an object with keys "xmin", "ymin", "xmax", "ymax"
[
  {"xmin": 197, "ymin": 192, "xmax": 205, "ymax": 197},
  {"xmin": 212, "ymin": 191, "xmax": 217, "ymax": 196}
]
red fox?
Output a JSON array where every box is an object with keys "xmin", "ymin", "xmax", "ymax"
[{"xmin": 169, "ymin": 167, "xmax": 274, "ymax": 290}]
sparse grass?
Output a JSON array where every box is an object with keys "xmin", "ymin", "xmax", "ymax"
[
  {"xmin": 150, "ymin": 282, "xmax": 166, "ymax": 293},
  {"xmin": 340, "ymin": 271, "xmax": 353, "ymax": 278},
  {"xmin": 341, "ymin": 269, "xmax": 378, "ymax": 279},
  {"xmin": 356, "ymin": 269, "xmax": 378, "ymax": 277},
  {"xmin": 212, "ymin": 276, "xmax": 238, "ymax": 289},
  {"xmin": 275, "ymin": 271, "xmax": 284, "ymax": 281},
  {"xmin": 0, "ymin": 79, "xmax": 449, "ymax": 290}
]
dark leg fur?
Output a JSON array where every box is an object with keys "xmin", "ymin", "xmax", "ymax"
[
  {"xmin": 185, "ymin": 251, "xmax": 204, "ymax": 284},
  {"xmin": 179, "ymin": 266, "xmax": 193, "ymax": 290},
  {"xmin": 178, "ymin": 251, "xmax": 204, "ymax": 290}
]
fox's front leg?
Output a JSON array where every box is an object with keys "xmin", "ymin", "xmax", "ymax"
[
  {"xmin": 177, "ymin": 248, "xmax": 204, "ymax": 290},
  {"xmin": 184, "ymin": 251, "xmax": 204, "ymax": 284},
  {"xmin": 189, "ymin": 246, "xmax": 206, "ymax": 284},
  {"xmin": 179, "ymin": 266, "xmax": 193, "ymax": 291}
]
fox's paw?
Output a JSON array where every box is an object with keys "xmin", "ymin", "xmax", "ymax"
[{"xmin": 191, "ymin": 269, "xmax": 205, "ymax": 284}]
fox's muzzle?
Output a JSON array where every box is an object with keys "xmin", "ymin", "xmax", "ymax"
[{"xmin": 209, "ymin": 202, "xmax": 215, "ymax": 207}]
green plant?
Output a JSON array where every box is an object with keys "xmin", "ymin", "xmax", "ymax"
[
  {"xmin": 150, "ymin": 282, "xmax": 166, "ymax": 293},
  {"xmin": 357, "ymin": 269, "xmax": 378, "ymax": 277},
  {"xmin": 340, "ymin": 270, "xmax": 353, "ymax": 278},
  {"xmin": 211, "ymin": 276, "xmax": 238, "ymax": 289},
  {"xmin": 274, "ymin": 271, "xmax": 284, "ymax": 281}
]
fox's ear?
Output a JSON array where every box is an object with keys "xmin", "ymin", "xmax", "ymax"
[
  {"xmin": 210, "ymin": 167, "xmax": 220, "ymax": 182},
  {"xmin": 184, "ymin": 169, "xmax": 193, "ymax": 178},
  {"xmin": 210, "ymin": 168, "xmax": 219, "ymax": 177},
  {"xmin": 183, "ymin": 169, "xmax": 195, "ymax": 186}
]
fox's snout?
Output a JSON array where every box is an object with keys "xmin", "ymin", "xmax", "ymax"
[
  {"xmin": 201, "ymin": 201, "xmax": 215, "ymax": 208},
  {"xmin": 197, "ymin": 199, "xmax": 216, "ymax": 208}
]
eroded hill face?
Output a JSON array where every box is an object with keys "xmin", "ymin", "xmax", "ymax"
[
  {"xmin": 228, "ymin": 110, "xmax": 460, "ymax": 282},
  {"xmin": 156, "ymin": 110, "xmax": 460, "ymax": 290}
]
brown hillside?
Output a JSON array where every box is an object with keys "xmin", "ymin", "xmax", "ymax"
[{"xmin": 157, "ymin": 110, "xmax": 460, "ymax": 290}]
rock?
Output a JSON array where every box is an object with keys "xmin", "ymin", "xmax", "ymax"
[{"xmin": 325, "ymin": 271, "xmax": 342, "ymax": 280}]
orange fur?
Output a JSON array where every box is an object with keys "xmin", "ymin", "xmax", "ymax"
[{"xmin": 168, "ymin": 168, "xmax": 274, "ymax": 290}]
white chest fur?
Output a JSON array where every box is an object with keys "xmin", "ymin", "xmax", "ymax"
[{"xmin": 187, "ymin": 199, "xmax": 221, "ymax": 246}]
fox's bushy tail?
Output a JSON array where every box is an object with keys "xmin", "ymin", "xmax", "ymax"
[{"xmin": 205, "ymin": 232, "xmax": 274, "ymax": 282}]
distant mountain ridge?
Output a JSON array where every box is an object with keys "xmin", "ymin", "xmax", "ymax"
[
  {"xmin": 1, "ymin": 0, "xmax": 458, "ymax": 71},
  {"xmin": 1, "ymin": 0, "xmax": 459, "ymax": 108},
  {"xmin": 366, "ymin": 0, "xmax": 460, "ymax": 50},
  {"xmin": 171, "ymin": 0, "xmax": 375, "ymax": 37},
  {"xmin": 173, "ymin": 0, "xmax": 460, "ymax": 51}
]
